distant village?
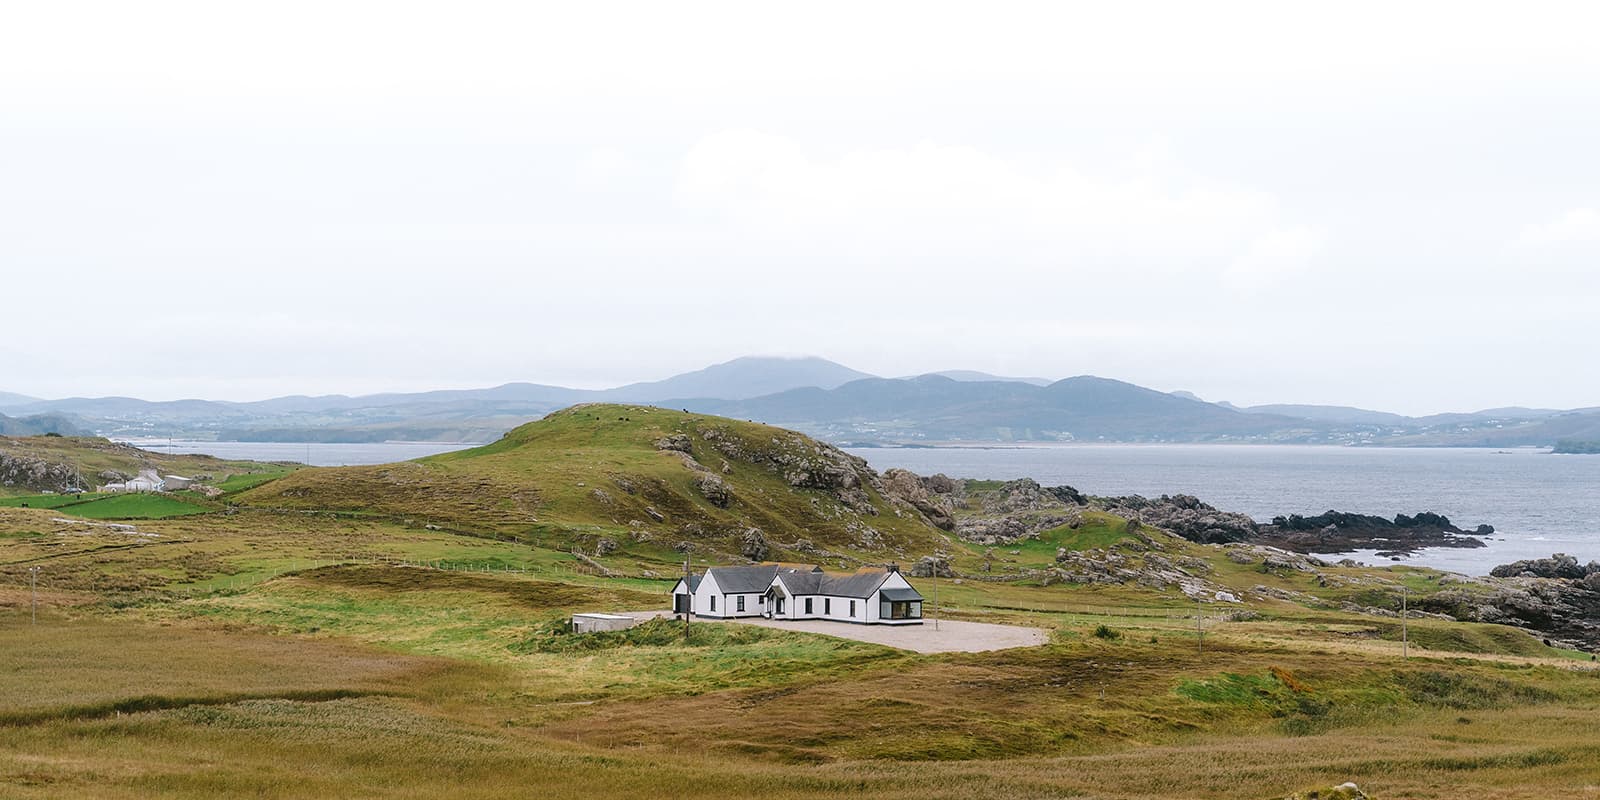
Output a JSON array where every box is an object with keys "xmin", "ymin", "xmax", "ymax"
[{"xmin": 97, "ymin": 469, "xmax": 207, "ymax": 495}]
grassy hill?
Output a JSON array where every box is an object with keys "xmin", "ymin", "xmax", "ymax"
[{"xmin": 238, "ymin": 404, "xmax": 955, "ymax": 563}]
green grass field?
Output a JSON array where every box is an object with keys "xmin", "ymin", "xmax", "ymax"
[{"xmin": 0, "ymin": 492, "xmax": 211, "ymax": 519}]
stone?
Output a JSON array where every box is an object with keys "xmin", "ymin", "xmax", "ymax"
[
  {"xmin": 909, "ymin": 555, "xmax": 953, "ymax": 578},
  {"xmin": 740, "ymin": 527, "xmax": 771, "ymax": 561},
  {"xmin": 693, "ymin": 473, "xmax": 732, "ymax": 508},
  {"xmin": 654, "ymin": 434, "xmax": 693, "ymax": 453}
]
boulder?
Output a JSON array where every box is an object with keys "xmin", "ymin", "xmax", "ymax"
[
  {"xmin": 909, "ymin": 555, "xmax": 953, "ymax": 578},
  {"xmin": 654, "ymin": 434, "xmax": 693, "ymax": 453},
  {"xmin": 693, "ymin": 473, "xmax": 732, "ymax": 508},
  {"xmin": 740, "ymin": 527, "xmax": 771, "ymax": 561}
]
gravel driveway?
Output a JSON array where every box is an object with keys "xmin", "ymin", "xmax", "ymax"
[{"xmin": 623, "ymin": 611, "xmax": 1048, "ymax": 654}]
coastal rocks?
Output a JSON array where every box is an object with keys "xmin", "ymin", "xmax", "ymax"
[
  {"xmin": 1101, "ymin": 494, "xmax": 1259, "ymax": 545},
  {"xmin": 977, "ymin": 478, "xmax": 1085, "ymax": 514},
  {"xmin": 1489, "ymin": 553, "xmax": 1598, "ymax": 580},
  {"xmin": 1447, "ymin": 553, "xmax": 1600, "ymax": 649},
  {"xmin": 1256, "ymin": 510, "xmax": 1489, "ymax": 554}
]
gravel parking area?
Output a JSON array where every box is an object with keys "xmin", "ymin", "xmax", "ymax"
[{"xmin": 622, "ymin": 611, "xmax": 1048, "ymax": 654}]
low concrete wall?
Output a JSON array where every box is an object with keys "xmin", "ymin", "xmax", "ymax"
[{"xmin": 572, "ymin": 613, "xmax": 638, "ymax": 634}]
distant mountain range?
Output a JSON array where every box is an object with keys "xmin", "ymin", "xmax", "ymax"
[{"xmin": 3, "ymin": 355, "xmax": 1597, "ymax": 447}]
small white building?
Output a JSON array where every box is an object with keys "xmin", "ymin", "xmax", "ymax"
[
  {"xmin": 571, "ymin": 613, "xmax": 638, "ymax": 633},
  {"xmin": 669, "ymin": 563, "xmax": 924, "ymax": 625},
  {"xmin": 163, "ymin": 475, "xmax": 195, "ymax": 491},
  {"xmin": 104, "ymin": 469, "xmax": 166, "ymax": 493}
]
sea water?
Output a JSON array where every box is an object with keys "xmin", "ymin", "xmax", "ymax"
[{"xmin": 845, "ymin": 444, "xmax": 1600, "ymax": 575}]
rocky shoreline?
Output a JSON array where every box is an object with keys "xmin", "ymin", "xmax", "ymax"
[{"xmin": 900, "ymin": 476, "xmax": 1596, "ymax": 650}]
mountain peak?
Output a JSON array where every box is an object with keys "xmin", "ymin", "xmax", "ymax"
[{"xmin": 607, "ymin": 356, "xmax": 876, "ymax": 402}]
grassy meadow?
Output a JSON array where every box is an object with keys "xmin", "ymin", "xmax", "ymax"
[{"xmin": 3, "ymin": 415, "xmax": 1600, "ymax": 798}]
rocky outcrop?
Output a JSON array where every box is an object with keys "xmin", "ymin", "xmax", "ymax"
[
  {"xmin": 908, "ymin": 555, "xmax": 952, "ymax": 578},
  {"xmin": 693, "ymin": 473, "xmax": 733, "ymax": 508},
  {"xmin": 654, "ymin": 434, "xmax": 693, "ymax": 453},
  {"xmin": 1489, "ymin": 553, "xmax": 1599, "ymax": 580},
  {"xmin": 947, "ymin": 478, "xmax": 1088, "ymax": 545},
  {"xmin": 740, "ymin": 527, "xmax": 771, "ymax": 561},
  {"xmin": 1102, "ymin": 494, "xmax": 1259, "ymax": 544},
  {"xmin": 1256, "ymin": 510, "xmax": 1489, "ymax": 554},
  {"xmin": 880, "ymin": 468, "xmax": 955, "ymax": 530},
  {"xmin": 1047, "ymin": 542, "xmax": 1240, "ymax": 602},
  {"xmin": 0, "ymin": 452, "xmax": 84, "ymax": 493},
  {"xmin": 1415, "ymin": 555, "xmax": 1600, "ymax": 650},
  {"xmin": 697, "ymin": 425, "xmax": 881, "ymax": 514}
]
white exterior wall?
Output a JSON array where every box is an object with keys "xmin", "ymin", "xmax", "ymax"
[
  {"xmin": 692, "ymin": 571, "xmax": 725, "ymax": 617},
  {"xmin": 720, "ymin": 592, "xmax": 764, "ymax": 618},
  {"xmin": 688, "ymin": 572, "xmax": 766, "ymax": 619}
]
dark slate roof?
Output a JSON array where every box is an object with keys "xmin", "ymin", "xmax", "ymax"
[
  {"xmin": 704, "ymin": 564, "xmax": 782, "ymax": 594},
  {"xmin": 776, "ymin": 566, "xmax": 898, "ymax": 599},
  {"xmin": 880, "ymin": 586, "xmax": 923, "ymax": 602},
  {"xmin": 669, "ymin": 574, "xmax": 703, "ymax": 593}
]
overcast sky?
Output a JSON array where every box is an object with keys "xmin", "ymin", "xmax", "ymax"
[{"xmin": 4, "ymin": 2, "xmax": 1599, "ymax": 414}]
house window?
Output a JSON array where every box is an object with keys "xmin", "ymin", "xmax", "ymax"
[
  {"xmin": 710, "ymin": 595, "xmax": 717, "ymax": 612},
  {"xmin": 736, "ymin": 595, "xmax": 745, "ymax": 612},
  {"xmin": 850, "ymin": 600, "xmax": 856, "ymax": 617},
  {"xmin": 804, "ymin": 598, "xmax": 813, "ymax": 614},
  {"xmin": 824, "ymin": 598, "xmax": 831, "ymax": 615}
]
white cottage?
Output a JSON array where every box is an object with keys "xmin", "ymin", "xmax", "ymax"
[{"xmin": 669, "ymin": 563, "xmax": 924, "ymax": 625}]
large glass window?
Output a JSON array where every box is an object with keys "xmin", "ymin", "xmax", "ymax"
[
  {"xmin": 736, "ymin": 595, "xmax": 745, "ymax": 612},
  {"xmin": 804, "ymin": 598, "xmax": 813, "ymax": 614},
  {"xmin": 880, "ymin": 600, "xmax": 923, "ymax": 620}
]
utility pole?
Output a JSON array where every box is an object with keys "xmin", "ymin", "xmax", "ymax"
[
  {"xmin": 1401, "ymin": 587, "xmax": 1409, "ymax": 659},
  {"xmin": 1196, "ymin": 598, "xmax": 1203, "ymax": 655},
  {"xmin": 29, "ymin": 566, "xmax": 39, "ymax": 625},
  {"xmin": 682, "ymin": 554, "xmax": 692, "ymax": 642},
  {"xmin": 932, "ymin": 560, "xmax": 939, "ymax": 631}
]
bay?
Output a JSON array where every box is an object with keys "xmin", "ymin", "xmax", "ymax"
[{"xmin": 845, "ymin": 444, "xmax": 1600, "ymax": 575}]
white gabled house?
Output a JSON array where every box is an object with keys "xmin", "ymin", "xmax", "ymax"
[{"xmin": 669, "ymin": 563, "xmax": 925, "ymax": 625}]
